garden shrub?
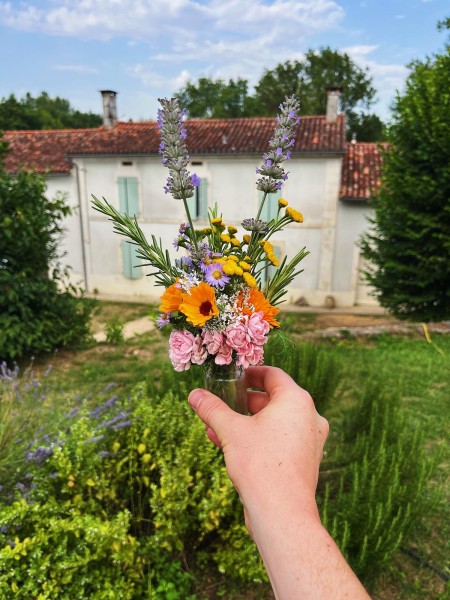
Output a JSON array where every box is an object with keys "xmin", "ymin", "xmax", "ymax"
[
  {"xmin": 0, "ymin": 346, "xmax": 440, "ymax": 596},
  {"xmin": 0, "ymin": 149, "xmax": 96, "ymax": 362},
  {"xmin": 318, "ymin": 377, "xmax": 438, "ymax": 583},
  {"xmin": 265, "ymin": 339, "xmax": 343, "ymax": 413}
]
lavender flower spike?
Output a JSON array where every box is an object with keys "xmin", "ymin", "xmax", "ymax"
[
  {"xmin": 158, "ymin": 98, "xmax": 196, "ymax": 201},
  {"xmin": 256, "ymin": 95, "xmax": 300, "ymax": 194}
]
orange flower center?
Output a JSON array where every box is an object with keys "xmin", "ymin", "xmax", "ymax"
[{"xmin": 200, "ymin": 300, "xmax": 213, "ymax": 316}]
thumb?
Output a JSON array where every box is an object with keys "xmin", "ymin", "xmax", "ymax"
[{"xmin": 188, "ymin": 388, "xmax": 238, "ymax": 440}]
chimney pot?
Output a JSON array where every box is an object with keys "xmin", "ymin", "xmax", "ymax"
[
  {"xmin": 326, "ymin": 87, "xmax": 342, "ymax": 123},
  {"xmin": 100, "ymin": 90, "xmax": 118, "ymax": 129}
]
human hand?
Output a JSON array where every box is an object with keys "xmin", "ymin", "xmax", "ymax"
[
  {"xmin": 188, "ymin": 366, "xmax": 371, "ymax": 599},
  {"xmin": 188, "ymin": 365, "xmax": 329, "ymax": 531}
]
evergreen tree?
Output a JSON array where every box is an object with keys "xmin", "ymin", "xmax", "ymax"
[
  {"xmin": 360, "ymin": 42, "xmax": 450, "ymax": 321},
  {"xmin": 0, "ymin": 136, "xmax": 96, "ymax": 361}
]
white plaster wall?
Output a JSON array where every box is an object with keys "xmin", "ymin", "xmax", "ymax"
[
  {"xmin": 44, "ymin": 153, "xmax": 375, "ymax": 308},
  {"xmin": 332, "ymin": 201, "xmax": 378, "ymax": 305},
  {"xmin": 45, "ymin": 173, "xmax": 85, "ymax": 287}
]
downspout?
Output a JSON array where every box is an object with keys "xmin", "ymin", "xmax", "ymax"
[{"xmin": 73, "ymin": 161, "xmax": 90, "ymax": 293}]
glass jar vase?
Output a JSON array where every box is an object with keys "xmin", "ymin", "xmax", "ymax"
[{"xmin": 204, "ymin": 362, "xmax": 248, "ymax": 415}]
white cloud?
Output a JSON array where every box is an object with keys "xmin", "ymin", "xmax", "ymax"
[
  {"xmin": 53, "ymin": 64, "xmax": 99, "ymax": 74},
  {"xmin": 0, "ymin": 0, "xmax": 344, "ymax": 42}
]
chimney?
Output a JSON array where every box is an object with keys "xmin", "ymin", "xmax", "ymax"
[
  {"xmin": 326, "ymin": 87, "xmax": 342, "ymax": 123},
  {"xmin": 100, "ymin": 90, "xmax": 118, "ymax": 129}
]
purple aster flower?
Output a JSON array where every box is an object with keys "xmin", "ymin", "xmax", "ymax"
[
  {"xmin": 205, "ymin": 263, "xmax": 230, "ymax": 288},
  {"xmin": 190, "ymin": 173, "xmax": 201, "ymax": 187},
  {"xmin": 156, "ymin": 313, "xmax": 171, "ymax": 328}
]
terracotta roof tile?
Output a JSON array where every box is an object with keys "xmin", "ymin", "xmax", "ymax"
[
  {"xmin": 339, "ymin": 142, "xmax": 386, "ymax": 200},
  {"xmin": 3, "ymin": 115, "xmax": 346, "ymax": 174}
]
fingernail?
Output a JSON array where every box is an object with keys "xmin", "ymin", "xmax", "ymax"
[{"xmin": 188, "ymin": 388, "xmax": 204, "ymax": 410}]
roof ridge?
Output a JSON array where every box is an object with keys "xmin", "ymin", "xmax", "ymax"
[{"xmin": 4, "ymin": 127, "xmax": 104, "ymax": 135}]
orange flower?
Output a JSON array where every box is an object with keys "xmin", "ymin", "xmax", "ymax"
[
  {"xmin": 239, "ymin": 288, "xmax": 280, "ymax": 328},
  {"xmin": 159, "ymin": 283, "xmax": 182, "ymax": 313},
  {"xmin": 179, "ymin": 282, "xmax": 219, "ymax": 326}
]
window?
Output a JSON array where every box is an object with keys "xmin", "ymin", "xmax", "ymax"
[
  {"xmin": 118, "ymin": 177, "xmax": 142, "ymax": 279},
  {"xmin": 186, "ymin": 178, "xmax": 208, "ymax": 221},
  {"xmin": 259, "ymin": 190, "xmax": 282, "ymax": 287},
  {"xmin": 258, "ymin": 189, "xmax": 281, "ymax": 223}
]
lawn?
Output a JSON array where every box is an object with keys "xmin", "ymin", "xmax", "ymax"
[{"xmin": 3, "ymin": 302, "xmax": 449, "ymax": 599}]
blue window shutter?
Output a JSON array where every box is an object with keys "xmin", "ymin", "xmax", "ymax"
[
  {"xmin": 118, "ymin": 177, "xmax": 139, "ymax": 216},
  {"xmin": 199, "ymin": 178, "xmax": 208, "ymax": 220},
  {"xmin": 118, "ymin": 177, "xmax": 128, "ymax": 214},
  {"xmin": 126, "ymin": 178, "xmax": 139, "ymax": 217},
  {"xmin": 186, "ymin": 178, "xmax": 207, "ymax": 221},
  {"xmin": 259, "ymin": 190, "xmax": 280, "ymax": 223},
  {"xmin": 122, "ymin": 241, "xmax": 142, "ymax": 279},
  {"xmin": 186, "ymin": 192, "xmax": 197, "ymax": 220},
  {"xmin": 118, "ymin": 176, "xmax": 141, "ymax": 279}
]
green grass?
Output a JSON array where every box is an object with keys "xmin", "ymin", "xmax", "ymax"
[{"xmin": 9, "ymin": 311, "xmax": 450, "ymax": 599}]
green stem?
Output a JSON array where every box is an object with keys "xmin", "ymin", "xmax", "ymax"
[
  {"xmin": 182, "ymin": 196, "xmax": 199, "ymax": 251},
  {"xmin": 255, "ymin": 191, "xmax": 268, "ymax": 221}
]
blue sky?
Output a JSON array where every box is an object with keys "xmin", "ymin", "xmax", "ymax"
[{"xmin": 1, "ymin": 0, "xmax": 448, "ymax": 123}]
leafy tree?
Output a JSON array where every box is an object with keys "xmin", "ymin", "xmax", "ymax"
[
  {"xmin": 0, "ymin": 92, "xmax": 102, "ymax": 130},
  {"xmin": 360, "ymin": 43, "xmax": 450, "ymax": 321},
  {"xmin": 252, "ymin": 48, "xmax": 376, "ymax": 119},
  {"xmin": 175, "ymin": 77, "xmax": 250, "ymax": 118},
  {"xmin": 0, "ymin": 137, "xmax": 96, "ymax": 361},
  {"xmin": 174, "ymin": 48, "xmax": 384, "ymax": 140},
  {"xmin": 347, "ymin": 112, "xmax": 385, "ymax": 142}
]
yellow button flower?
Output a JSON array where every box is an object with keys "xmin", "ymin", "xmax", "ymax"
[
  {"xmin": 228, "ymin": 225, "xmax": 238, "ymax": 234},
  {"xmin": 268, "ymin": 253, "xmax": 279, "ymax": 267},
  {"xmin": 263, "ymin": 241, "xmax": 274, "ymax": 255},
  {"xmin": 223, "ymin": 261, "xmax": 237, "ymax": 275},
  {"xmin": 220, "ymin": 233, "xmax": 231, "ymax": 243},
  {"xmin": 239, "ymin": 261, "xmax": 251, "ymax": 271},
  {"xmin": 286, "ymin": 207, "xmax": 304, "ymax": 223},
  {"xmin": 243, "ymin": 234, "xmax": 251, "ymax": 245},
  {"xmin": 231, "ymin": 237, "xmax": 241, "ymax": 247},
  {"xmin": 243, "ymin": 272, "xmax": 258, "ymax": 288},
  {"xmin": 278, "ymin": 198, "xmax": 288, "ymax": 207},
  {"xmin": 227, "ymin": 255, "xmax": 239, "ymax": 262}
]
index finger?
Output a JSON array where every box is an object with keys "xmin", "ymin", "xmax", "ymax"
[{"xmin": 245, "ymin": 366, "xmax": 305, "ymax": 404}]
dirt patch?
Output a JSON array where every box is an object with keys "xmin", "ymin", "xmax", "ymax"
[{"xmin": 313, "ymin": 314, "xmax": 399, "ymax": 329}]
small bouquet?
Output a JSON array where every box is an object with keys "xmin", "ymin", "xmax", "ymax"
[{"xmin": 92, "ymin": 96, "xmax": 308, "ymax": 413}]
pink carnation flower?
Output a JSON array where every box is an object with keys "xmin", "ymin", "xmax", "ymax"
[
  {"xmin": 215, "ymin": 342, "xmax": 233, "ymax": 365},
  {"xmin": 237, "ymin": 342, "xmax": 265, "ymax": 369},
  {"xmin": 191, "ymin": 334, "xmax": 207, "ymax": 365},
  {"xmin": 246, "ymin": 311, "xmax": 270, "ymax": 345},
  {"xmin": 202, "ymin": 329, "xmax": 224, "ymax": 355},
  {"xmin": 169, "ymin": 330, "xmax": 195, "ymax": 371},
  {"xmin": 225, "ymin": 322, "xmax": 250, "ymax": 351}
]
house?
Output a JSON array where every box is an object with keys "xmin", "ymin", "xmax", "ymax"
[{"xmin": 3, "ymin": 90, "xmax": 383, "ymax": 308}]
